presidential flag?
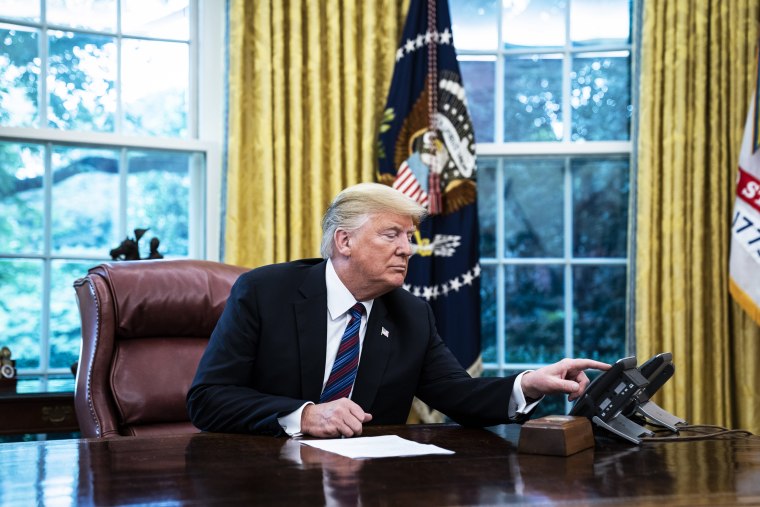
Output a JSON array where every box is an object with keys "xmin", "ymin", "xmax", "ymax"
[
  {"xmin": 378, "ymin": 0, "xmax": 481, "ymax": 381},
  {"xmin": 730, "ymin": 49, "xmax": 760, "ymax": 327}
]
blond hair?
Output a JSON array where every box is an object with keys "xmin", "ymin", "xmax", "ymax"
[{"xmin": 320, "ymin": 182, "xmax": 427, "ymax": 258}]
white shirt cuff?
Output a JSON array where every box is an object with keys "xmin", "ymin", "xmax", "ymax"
[
  {"xmin": 508, "ymin": 371, "xmax": 543, "ymax": 418},
  {"xmin": 278, "ymin": 402, "xmax": 313, "ymax": 437}
]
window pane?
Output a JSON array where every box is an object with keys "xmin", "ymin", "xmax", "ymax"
[
  {"xmin": 504, "ymin": 54, "xmax": 563, "ymax": 141},
  {"xmin": 504, "ymin": 158, "xmax": 563, "ymax": 258},
  {"xmin": 0, "ymin": 0, "xmax": 40, "ymax": 22},
  {"xmin": 122, "ymin": 39, "xmax": 188, "ymax": 137},
  {"xmin": 50, "ymin": 260, "xmax": 89, "ymax": 370},
  {"xmin": 47, "ymin": 376, "xmax": 76, "ymax": 392},
  {"xmin": 0, "ymin": 24, "xmax": 39, "ymax": 128},
  {"xmin": 47, "ymin": 0, "xmax": 116, "ymax": 32},
  {"xmin": 0, "ymin": 259, "xmax": 43, "ymax": 369},
  {"xmin": 451, "ymin": 0, "xmax": 499, "ymax": 50},
  {"xmin": 502, "ymin": 0, "xmax": 566, "ymax": 49},
  {"xmin": 51, "ymin": 146, "xmax": 119, "ymax": 256},
  {"xmin": 571, "ymin": 51, "xmax": 631, "ymax": 141},
  {"xmin": 480, "ymin": 263, "xmax": 497, "ymax": 363},
  {"xmin": 17, "ymin": 375, "xmax": 75, "ymax": 393},
  {"xmin": 477, "ymin": 158, "xmax": 497, "ymax": 257},
  {"xmin": 571, "ymin": 0, "xmax": 630, "ymax": 47},
  {"xmin": 16, "ymin": 377, "xmax": 44, "ymax": 393},
  {"xmin": 48, "ymin": 31, "xmax": 116, "ymax": 131},
  {"xmin": 505, "ymin": 264, "xmax": 564, "ymax": 363},
  {"xmin": 572, "ymin": 157, "xmax": 629, "ymax": 257},
  {"xmin": 573, "ymin": 265, "xmax": 626, "ymax": 363},
  {"xmin": 126, "ymin": 150, "xmax": 192, "ymax": 258},
  {"xmin": 0, "ymin": 141, "xmax": 44, "ymax": 254},
  {"xmin": 534, "ymin": 394, "xmax": 566, "ymax": 417},
  {"xmin": 460, "ymin": 57, "xmax": 495, "ymax": 143},
  {"xmin": 122, "ymin": 0, "xmax": 190, "ymax": 40},
  {"xmin": 0, "ymin": 0, "xmax": 205, "ymax": 392}
]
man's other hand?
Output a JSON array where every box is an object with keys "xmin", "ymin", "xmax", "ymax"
[
  {"xmin": 301, "ymin": 399, "xmax": 373, "ymax": 438},
  {"xmin": 521, "ymin": 358, "xmax": 611, "ymax": 402}
]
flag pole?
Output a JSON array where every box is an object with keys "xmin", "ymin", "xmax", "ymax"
[{"xmin": 427, "ymin": 0, "xmax": 442, "ymax": 215}]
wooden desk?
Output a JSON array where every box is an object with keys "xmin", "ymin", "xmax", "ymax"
[{"xmin": 0, "ymin": 424, "xmax": 758, "ymax": 506}]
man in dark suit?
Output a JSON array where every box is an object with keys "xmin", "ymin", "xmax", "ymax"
[{"xmin": 187, "ymin": 183, "xmax": 609, "ymax": 437}]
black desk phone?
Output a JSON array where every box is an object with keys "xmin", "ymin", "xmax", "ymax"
[
  {"xmin": 569, "ymin": 356, "xmax": 653, "ymax": 443},
  {"xmin": 624, "ymin": 352, "xmax": 686, "ymax": 432},
  {"xmin": 569, "ymin": 354, "xmax": 687, "ymax": 444}
]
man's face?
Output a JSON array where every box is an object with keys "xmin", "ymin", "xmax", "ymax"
[{"xmin": 343, "ymin": 212, "xmax": 415, "ymax": 298}]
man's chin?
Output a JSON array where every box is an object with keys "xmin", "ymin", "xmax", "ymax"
[{"xmin": 380, "ymin": 273, "xmax": 405, "ymax": 288}]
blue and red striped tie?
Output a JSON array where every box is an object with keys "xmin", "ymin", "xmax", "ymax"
[{"xmin": 320, "ymin": 303, "xmax": 365, "ymax": 403}]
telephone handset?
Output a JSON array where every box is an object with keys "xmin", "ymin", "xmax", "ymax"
[
  {"xmin": 624, "ymin": 352, "xmax": 686, "ymax": 431},
  {"xmin": 639, "ymin": 352, "xmax": 674, "ymax": 396},
  {"xmin": 569, "ymin": 356, "xmax": 654, "ymax": 444}
]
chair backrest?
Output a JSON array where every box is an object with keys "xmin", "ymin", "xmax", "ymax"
[{"xmin": 73, "ymin": 259, "xmax": 247, "ymax": 438}]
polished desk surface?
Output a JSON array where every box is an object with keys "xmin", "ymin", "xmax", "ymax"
[{"xmin": 1, "ymin": 423, "xmax": 759, "ymax": 506}]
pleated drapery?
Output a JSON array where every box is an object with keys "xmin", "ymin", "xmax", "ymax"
[
  {"xmin": 225, "ymin": 0, "xmax": 408, "ymax": 268},
  {"xmin": 636, "ymin": 0, "xmax": 760, "ymax": 433}
]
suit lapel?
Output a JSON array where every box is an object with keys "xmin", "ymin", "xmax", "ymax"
[
  {"xmin": 295, "ymin": 262, "xmax": 328, "ymax": 402},
  {"xmin": 352, "ymin": 297, "xmax": 393, "ymax": 411}
]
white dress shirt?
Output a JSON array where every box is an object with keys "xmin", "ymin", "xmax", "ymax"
[{"xmin": 321, "ymin": 259, "xmax": 374, "ymax": 389}]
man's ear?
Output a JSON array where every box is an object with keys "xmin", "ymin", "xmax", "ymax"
[{"xmin": 334, "ymin": 229, "xmax": 352, "ymax": 257}]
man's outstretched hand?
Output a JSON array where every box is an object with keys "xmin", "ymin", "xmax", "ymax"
[
  {"xmin": 521, "ymin": 358, "xmax": 610, "ymax": 402},
  {"xmin": 301, "ymin": 398, "xmax": 373, "ymax": 438}
]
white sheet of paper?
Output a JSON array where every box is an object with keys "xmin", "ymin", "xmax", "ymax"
[{"xmin": 300, "ymin": 435, "xmax": 454, "ymax": 459}]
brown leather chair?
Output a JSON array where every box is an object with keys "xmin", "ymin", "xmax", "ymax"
[{"xmin": 73, "ymin": 259, "xmax": 247, "ymax": 438}]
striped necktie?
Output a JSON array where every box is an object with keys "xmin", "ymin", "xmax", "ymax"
[{"xmin": 320, "ymin": 303, "xmax": 365, "ymax": 403}]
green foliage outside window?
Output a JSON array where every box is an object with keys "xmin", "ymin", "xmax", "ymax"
[{"xmin": 0, "ymin": 10, "xmax": 195, "ymax": 389}]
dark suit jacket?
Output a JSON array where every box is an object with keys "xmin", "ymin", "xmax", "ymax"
[{"xmin": 187, "ymin": 259, "xmax": 524, "ymax": 435}]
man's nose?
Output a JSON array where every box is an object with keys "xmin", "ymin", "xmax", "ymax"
[{"xmin": 397, "ymin": 236, "xmax": 413, "ymax": 256}]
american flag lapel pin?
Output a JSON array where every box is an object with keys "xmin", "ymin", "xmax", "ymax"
[{"xmin": 381, "ymin": 327, "xmax": 389, "ymax": 338}]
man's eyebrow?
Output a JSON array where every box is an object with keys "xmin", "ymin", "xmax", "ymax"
[{"xmin": 381, "ymin": 225, "xmax": 415, "ymax": 232}]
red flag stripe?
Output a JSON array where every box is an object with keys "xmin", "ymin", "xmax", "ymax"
[
  {"xmin": 393, "ymin": 162, "xmax": 429, "ymax": 206},
  {"xmin": 737, "ymin": 166, "xmax": 760, "ymax": 214}
]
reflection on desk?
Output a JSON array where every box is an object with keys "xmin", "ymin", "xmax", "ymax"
[{"xmin": 0, "ymin": 424, "xmax": 759, "ymax": 506}]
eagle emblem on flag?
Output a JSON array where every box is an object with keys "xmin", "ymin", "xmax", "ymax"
[{"xmin": 379, "ymin": 64, "xmax": 477, "ymax": 217}]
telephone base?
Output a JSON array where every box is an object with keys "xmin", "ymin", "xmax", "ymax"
[
  {"xmin": 636, "ymin": 400, "xmax": 686, "ymax": 432},
  {"xmin": 592, "ymin": 414, "xmax": 654, "ymax": 444}
]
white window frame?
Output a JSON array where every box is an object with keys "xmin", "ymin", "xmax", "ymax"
[
  {"xmin": 0, "ymin": 0, "xmax": 225, "ymax": 388},
  {"xmin": 454, "ymin": 0, "xmax": 637, "ymax": 382}
]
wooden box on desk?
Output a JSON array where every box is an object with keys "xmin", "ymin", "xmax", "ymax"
[{"xmin": 518, "ymin": 415, "xmax": 594, "ymax": 456}]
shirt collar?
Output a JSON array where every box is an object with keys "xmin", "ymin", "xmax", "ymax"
[{"xmin": 326, "ymin": 258, "xmax": 373, "ymax": 320}]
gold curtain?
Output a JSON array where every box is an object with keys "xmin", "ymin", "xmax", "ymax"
[
  {"xmin": 636, "ymin": 0, "xmax": 760, "ymax": 433},
  {"xmin": 225, "ymin": 0, "xmax": 409, "ymax": 268}
]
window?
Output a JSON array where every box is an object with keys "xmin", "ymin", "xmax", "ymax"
[
  {"xmin": 451, "ymin": 0, "xmax": 634, "ymax": 413},
  {"xmin": 0, "ymin": 0, "xmax": 224, "ymax": 392}
]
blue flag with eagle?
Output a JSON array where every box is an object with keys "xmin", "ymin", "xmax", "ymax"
[{"xmin": 378, "ymin": 0, "xmax": 481, "ymax": 376}]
